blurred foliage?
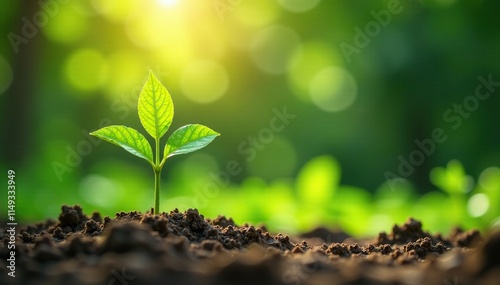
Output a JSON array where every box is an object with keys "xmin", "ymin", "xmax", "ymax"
[
  {"xmin": 193, "ymin": 156, "xmax": 499, "ymax": 236},
  {"xmin": 1, "ymin": 0, "xmax": 500, "ymax": 236}
]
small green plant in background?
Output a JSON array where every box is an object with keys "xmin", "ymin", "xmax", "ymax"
[
  {"xmin": 90, "ymin": 70, "xmax": 220, "ymax": 214},
  {"xmin": 199, "ymin": 156, "xmax": 499, "ymax": 236}
]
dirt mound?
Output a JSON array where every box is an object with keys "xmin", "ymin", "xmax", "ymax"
[{"xmin": 1, "ymin": 205, "xmax": 499, "ymax": 285}]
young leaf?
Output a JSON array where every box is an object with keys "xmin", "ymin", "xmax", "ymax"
[
  {"xmin": 163, "ymin": 124, "xmax": 220, "ymax": 160},
  {"xmin": 138, "ymin": 71, "xmax": 174, "ymax": 140},
  {"xmin": 90, "ymin": 125, "xmax": 154, "ymax": 164}
]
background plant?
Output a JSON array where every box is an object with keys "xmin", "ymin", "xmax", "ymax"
[
  {"xmin": 90, "ymin": 71, "xmax": 219, "ymax": 214},
  {"xmin": 193, "ymin": 157, "xmax": 498, "ymax": 236}
]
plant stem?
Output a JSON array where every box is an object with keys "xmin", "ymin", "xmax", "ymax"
[
  {"xmin": 154, "ymin": 138, "xmax": 161, "ymax": 215},
  {"xmin": 154, "ymin": 167, "xmax": 161, "ymax": 215}
]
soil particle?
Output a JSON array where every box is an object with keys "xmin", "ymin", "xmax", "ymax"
[
  {"xmin": 58, "ymin": 205, "xmax": 87, "ymax": 233},
  {"xmin": 375, "ymin": 218, "xmax": 447, "ymax": 246},
  {"xmin": 83, "ymin": 219, "xmax": 101, "ymax": 236},
  {"xmin": 326, "ymin": 243, "xmax": 351, "ymax": 257},
  {"xmin": 450, "ymin": 228, "xmax": 482, "ymax": 247},
  {"xmin": 402, "ymin": 237, "xmax": 448, "ymax": 259},
  {"xmin": 209, "ymin": 215, "xmax": 235, "ymax": 228},
  {"xmin": 52, "ymin": 227, "xmax": 65, "ymax": 240},
  {"xmin": 1, "ymin": 205, "xmax": 499, "ymax": 285}
]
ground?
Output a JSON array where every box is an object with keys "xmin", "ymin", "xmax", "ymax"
[{"xmin": 1, "ymin": 205, "xmax": 499, "ymax": 285}]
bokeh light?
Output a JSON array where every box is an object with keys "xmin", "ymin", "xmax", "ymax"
[
  {"xmin": 79, "ymin": 174, "xmax": 122, "ymax": 207},
  {"xmin": 125, "ymin": 13, "xmax": 169, "ymax": 49},
  {"xmin": 157, "ymin": 0, "xmax": 179, "ymax": 8},
  {"xmin": 42, "ymin": 1, "xmax": 88, "ymax": 43},
  {"xmin": 104, "ymin": 51, "xmax": 145, "ymax": 98},
  {"xmin": 0, "ymin": 56, "xmax": 13, "ymax": 95},
  {"xmin": 234, "ymin": 0, "xmax": 281, "ymax": 27},
  {"xmin": 288, "ymin": 42, "xmax": 343, "ymax": 101},
  {"xmin": 467, "ymin": 193, "xmax": 489, "ymax": 217},
  {"xmin": 276, "ymin": 0, "xmax": 322, "ymax": 13},
  {"xmin": 479, "ymin": 167, "xmax": 500, "ymax": 191},
  {"xmin": 250, "ymin": 26, "xmax": 300, "ymax": 74},
  {"xmin": 180, "ymin": 60, "xmax": 229, "ymax": 104},
  {"xmin": 64, "ymin": 49, "xmax": 108, "ymax": 94},
  {"xmin": 125, "ymin": 4, "xmax": 187, "ymax": 50},
  {"xmin": 309, "ymin": 66, "xmax": 357, "ymax": 112},
  {"xmin": 91, "ymin": 0, "xmax": 140, "ymax": 22}
]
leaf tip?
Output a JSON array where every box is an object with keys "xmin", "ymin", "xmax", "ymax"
[{"xmin": 148, "ymin": 69, "xmax": 157, "ymax": 81}]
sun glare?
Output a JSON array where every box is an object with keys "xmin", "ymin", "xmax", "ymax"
[{"xmin": 158, "ymin": 0, "xmax": 179, "ymax": 7}]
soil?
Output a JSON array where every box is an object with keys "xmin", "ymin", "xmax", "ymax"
[{"xmin": 1, "ymin": 205, "xmax": 499, "ymax": 285}]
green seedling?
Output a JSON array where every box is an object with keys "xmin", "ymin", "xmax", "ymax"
[{"xmin": 90, "ymin": 70, "xmax": 220, "ymax": 214}]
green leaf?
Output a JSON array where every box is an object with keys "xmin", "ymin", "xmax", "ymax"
[
  {"xmin": 90, "ymin": 125, "xmax": 153, "ymax": 164},
  {"xmin": 138, "ymin": 70, "xmax": 174, "ymax": 140},
  {"xmin": 164, "ymin": 124, "xmax": 220, "ymax": 159}
]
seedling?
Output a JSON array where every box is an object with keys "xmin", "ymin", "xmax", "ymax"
[{"xmin": 90, "ymin": 71, "xmax": 220, "ymax": 214}]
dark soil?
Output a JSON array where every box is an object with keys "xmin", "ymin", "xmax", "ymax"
[{"xmin": 1, "ymin": 205, "xmax": 499, "ymax": 285}]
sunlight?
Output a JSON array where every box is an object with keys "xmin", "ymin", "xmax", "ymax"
[{"xmin": 158, "ymin": 0, "xmax": 178, "ymax": 7}]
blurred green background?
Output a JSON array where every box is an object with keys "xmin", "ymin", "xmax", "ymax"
[{"xmin": 1, "ymin": 0, "xmax": 499, "ymax": 236}]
